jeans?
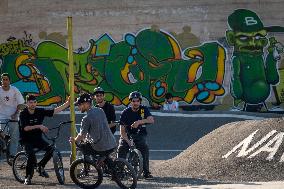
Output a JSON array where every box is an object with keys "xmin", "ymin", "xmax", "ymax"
[
  {"xmin": 0, "ymin": 119, "xmax": 19, "ymax": 156},
  {"xmin": 117, "ymin": 135, "xmax": 150, "ymax": 175},
  {"xmin": 24, "ymin": 139, "xmax": 54, "ymax": 178}
]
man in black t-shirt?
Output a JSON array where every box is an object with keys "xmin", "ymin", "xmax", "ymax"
[
  {"xmin": 93, "ymin": 87, "xmax": 116, "ymax": 134},
  {"xmin": 117, "ymin": 91, "xmax": 154, "ymax": 179},
  {"xmin": 19, "ymin": 94, "xmax": 70, "ymax": 185}
]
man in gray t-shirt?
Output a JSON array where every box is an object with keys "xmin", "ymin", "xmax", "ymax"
[{"xmin": 70, "ymin": 93, "xmax": 116, "ymax": 153}]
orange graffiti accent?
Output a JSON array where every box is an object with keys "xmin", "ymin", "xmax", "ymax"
[
  {"xmin": 110, "ymin": 95, "xmax": 122, "ymax": 106},
  {"xmin": 139, "ymin": 71, "xmax": 144, "ymax": 80},
  {"xmin": 37, "ymin": 96, "xmax": 62, "ymax": 106},
  {"xmin": 184, "ymin": 85, "xmax": 199, "ymax": 103},
  {"xmin": 121, "ymin": 61, "xmax": 138, "ymax": 84},
  {"xmin": 163, "ymin": 32, "xmax": 181, "ymax": 59},
  {"xmin": 216, "ymin": 46, "xmax": 225, "ymax": 84},
  {"xmin": 122, "ymin": 97, "xmax": 130, "ymax": 106},
  {"xmin": 15, "ymin": 54, "xmax": 51, "ymax": 95},
  {"xmin": 86, "ymin": 64, "xmax": 92, "ymax": 73},
  {"xmin": 149, "ymin": 61, "xmax": 159, "ymax": 68},
  {"xmin": 188, "ymin": 61, "xmax": 203, "ymax": 82},
  {"xmin": 184, "ymin": 49, "xmax": 204, "ymax": 82},
  {"xmin": 203, "ymin": 87, "xmax": 225, "ymax": 103},
  {"xmin": 151, "ymin": 81, "xmax": 167, "ymax": 100},
  {"xmin": 91, "ymin": 46, "xmax": 97, "ymax": 57}
]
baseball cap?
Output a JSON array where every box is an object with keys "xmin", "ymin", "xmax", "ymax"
[
  {"xmin": 93, "ymin": 87, "xmax": 104, "ymax": 95},
  {"xmin": 74, "ymin": 93, "xmax": 93, "ymax": 105},
  {"xmin": 228, "ymin": 9, "xmax": 264, "ymax": 32}
]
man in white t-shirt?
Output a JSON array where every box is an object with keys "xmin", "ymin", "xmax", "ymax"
[
  {"xmin": 163, "ymin": 92, "xmax": 179, "ymax": 111},
  {"xmin": 0, "ymin": 73, "xmax": 25, "ymax": 159}
]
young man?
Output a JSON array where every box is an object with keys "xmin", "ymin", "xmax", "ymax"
[
  {"xmin": 70, "ymin": 93, "xmax": 116, "ymax": 156},
  {"xmin": 93, "ymin": 87, "xmax": 116, "ymax": 134},
  {"xmin": 163, "ymin": 92, "xmax": 179, "ymax": 111},
  {"xmin": 19, "ymin": 94, "xmax": 70, "ymax": 185},
  {"xmin": 117, "ymin": 91, "xmax": 154, "ymax": 179},
  {"xmin": 0, "ymin": 73, "xmax": 25, "ymax": 160}
]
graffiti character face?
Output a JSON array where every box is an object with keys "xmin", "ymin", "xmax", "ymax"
[
  {"xmin": 235, "ymin": 30, "xmax": 267, "ymax": 53},
  {"xmin": 226, "ymin": 30, "xmax": 268, "ymax": 53},
  {"xmin": 27, "ymin": 100, "xmax": 37, "ymax": 110}
]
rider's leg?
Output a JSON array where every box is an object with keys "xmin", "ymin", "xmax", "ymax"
[
  {"xmin": 134, "ymin": 136, "xmax": 150, "ymax": 175},
  {"xmin": 117, "ymin": 138, "xmax": 129, "ymax": 159},
  {"xmin": 24, "ymin": 143, "xmax": 37, "ymax": 179},
  {"xmin": 8, "ymin": 121, "xmax": 19, "ymax": 156},
  {"xmin": 37, "ymin": 140, "xmax": 54, "ymax": 167}
]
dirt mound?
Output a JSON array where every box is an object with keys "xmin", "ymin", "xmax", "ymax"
[{"xmin": 155, "ymin": 118, "xmax": 284, "ymax": 182}]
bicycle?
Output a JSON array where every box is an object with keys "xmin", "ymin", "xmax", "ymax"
[
  {"xmin": 114, "ymin": 121, "xmax": 143, "ymax": 179},
  {"xmin": 12, "ymin": 120, "xmax": 72, "ymax": 185},
  {"xmin": 0, "ymin": 119, "xmax": 20, "ymax": 166},
  {"xmin": 70, "ymin": 141, "xmax": 137, "ymax": 189}
]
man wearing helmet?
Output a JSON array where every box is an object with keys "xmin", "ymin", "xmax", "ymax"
[
  {"xmin": 70, "ymin": 93, "xmax": 116, "ymax": 158},
  {"xmin": 93, "ymin": 87, "xmax": 116, "ymax": 134},
  {"xmin": 117, "ymin": 91, "xmax": 155, "ymax": 179}
]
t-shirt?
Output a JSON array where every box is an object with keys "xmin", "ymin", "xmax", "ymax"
[
  {"xmin": 163, "ymin": 101, "xmax": 179, "ymax": 111},
  {"xmin": 80, "ymin": 107, "xmax": 116, "ymax": 151},
  {"xmin": 0, "ymin": 86, "xmax": 25, "ymax": 119},
  {"xmin": 19, "ymin": 108, "xmax": 54, "ymax": 143},
  {"xmin": 95, "ymin": 102, "xmax": 116, "ymax": 133},
  {"xmin": 119, "ymin": 105, "xmax": 152, "ymax": 136}
]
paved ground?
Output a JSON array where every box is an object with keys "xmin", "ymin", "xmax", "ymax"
[{"xmin": 0, "ymin": 111, "xmax": 283, "ymax": 188}]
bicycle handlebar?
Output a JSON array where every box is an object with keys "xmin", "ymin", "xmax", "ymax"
[{"xmin": 44, "ymin": 121, "xmax": 72, "ymax": 141}]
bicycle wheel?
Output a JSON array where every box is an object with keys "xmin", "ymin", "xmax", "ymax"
[
  {"xmin": 113, "ymin": 158, "xmax": 137, "ymax": 189},
  {"xmin": 127, "ymin": 149, "xmax": 143, "ymax": 179},
  {"xmin": 70, "ymin": 158, "xmax": 103, "ymax": 189},
  {"xmin": 53, "ymin": 150, "xmax": 65, "ymax": 185},
  {"xmin": 12, "ymin": 151, "xmax": 28, "ymax": 183}
]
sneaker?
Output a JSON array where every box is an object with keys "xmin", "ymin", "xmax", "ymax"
[
  {"xmin": 37, "ymin": 166, "xmax": 49, "ymax": 178},
  {"xmin": 24, "ymin": 176, "xmax": 31, "ymax": 185},
  {"xmin": 143, "ymin": 172, "xmax": 153, "ymax": 179}
]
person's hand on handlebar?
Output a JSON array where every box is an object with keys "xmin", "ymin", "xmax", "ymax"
[
  {"xmin": 131, "ymin": 120, "xmax": 143, "ymax": 129},
  {"xmin": 69, "ymin": 137, "xmax": 75, "ymax": 143},
  {"xmin": 39, "ymin": 125, "xmax": 49, "ymax": 133}
]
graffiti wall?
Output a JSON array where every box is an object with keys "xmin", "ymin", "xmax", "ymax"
[{"xmin": 0, "ymin": 8, "xmax": 283, "ymax": 110}]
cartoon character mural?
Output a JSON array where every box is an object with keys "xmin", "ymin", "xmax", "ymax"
[
  {"xmin": 226, "ymin": 9, "xmax": 284, "ymax": 110},
  {"xmin": 0, "ymin": 28, "xmax": 226, "ymax": 107},
  {"xmin": 89, "ymin": 28, "xmax": 226, "ymax": 106}
]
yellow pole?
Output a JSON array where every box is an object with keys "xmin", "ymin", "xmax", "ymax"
[{"xmin": 67, "ymin": 16, "xmax": 76, "ymax": 163}]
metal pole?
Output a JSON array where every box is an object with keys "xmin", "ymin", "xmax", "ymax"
[{"xmin": 67, "ymin": 16, "xmax": 76, "ymax": 163}]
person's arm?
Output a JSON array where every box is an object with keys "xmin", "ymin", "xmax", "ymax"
[
  {"xmin": 108, "ymin": 104, "xmax": 116, "ymax": 129},
  {"xmin": 11, "ymin": 88, "xmax": 25, "ymax": 120},
  {"xmin": 24, "ymin": 124, "xmax": 48, "ymax": 133},
  {"xmin": 120, "ymin": 125, "xmax": 132, "ymax": 146},
  {"xmin": 131, "ymin": 107, "xmax": 154, "ymax": 128},
  {"xmin": 54, "ymin": 96, "xmax": 70, "ymax": 114}
]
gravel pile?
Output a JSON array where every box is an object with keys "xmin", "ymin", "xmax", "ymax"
[{"xmin": 155, "ymin": 118, "xmax": 284, "ymax": 182}]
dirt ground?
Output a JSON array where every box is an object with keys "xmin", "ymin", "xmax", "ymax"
[{"xmin": 0, "ymin": 157, "xmax": 206, "ymax": 189}]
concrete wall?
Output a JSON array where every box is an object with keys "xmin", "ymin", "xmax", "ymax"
[
  {"xmin": 1, "ymin": 0, "xmax": 283, "ymax": 47},
  {"xmin": 1, "ymin": 0, "xmax": 284, "ymax": 110}
]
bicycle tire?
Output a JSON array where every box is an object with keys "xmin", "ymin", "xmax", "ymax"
[
  {"xmin": 53, "ymin": 150, "xmax": 65, "ymax": 185},
  {"xmin": 12, "ymin": 151, "xmax": 28, "ymax": 183},
  {"xmin": 113, "ymin": 158, "xmax": 137, "ymax": 189},
  {"xmin": 70, "ymin": 158, "xmax": 103, "ymax": 189},
  {"xmin": 127, "ymin": 149, "xmax": 143, "ymax": 179}
]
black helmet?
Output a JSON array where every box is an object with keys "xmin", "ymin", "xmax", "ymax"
[
  {"xmin": 129, "ymin": 91, "xmax": 142, "ymax": 101},
  {"xmin": 75, "ymin": 93, "xmax": 93, "ymax": 105},
  {"xmin": 93, "ymin": 87, "xmax": 104, "ymax": 95}
]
